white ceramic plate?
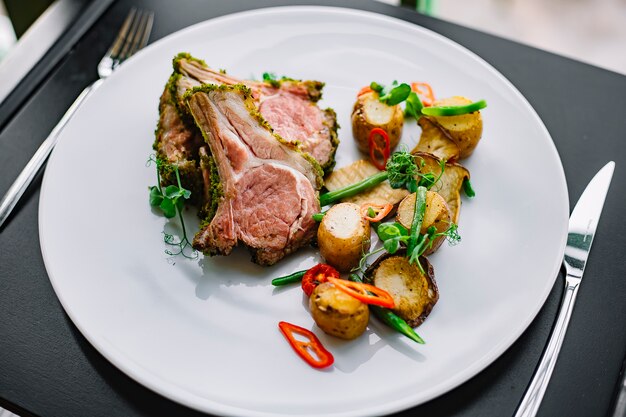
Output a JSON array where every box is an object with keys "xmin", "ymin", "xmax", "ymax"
[{"xmin": 39, "ymin": 6, "xmax": 569, "ymax": 417}]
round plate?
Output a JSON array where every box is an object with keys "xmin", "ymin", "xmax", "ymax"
[{"xmin": 39, "ymin": 6, "xmax": 568, "ymax": 417}]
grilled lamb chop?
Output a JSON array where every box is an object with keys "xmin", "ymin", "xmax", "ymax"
[
  {"xmin": 186, "ymin": 84, "xmax": 322, "ymax": 266},
  {"xmin": 153, "ymin": 85, "xmax": 206, "ymax": 204},
  {"xmin": 170, "ymin": 53, "xmax": 339, "ymax": 172}
]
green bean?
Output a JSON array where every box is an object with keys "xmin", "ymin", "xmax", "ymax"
[
  {"xmin": 319, "ymin": 171, "xmax": 388, "ymax": 206},
  {"xmin": 349, "ymin": 274, "xmax": 424, "ymax": 344},
  {"xmin": 312, "ymin": 211, "xmax": 326, "ymax": 222},
  {"xmin": 370, "ymin": 305, "xmax": 424, "ymax": 344},
  {"xmin": 421, "ymin": 99, "xmax": 487, "ymax": 116},
  {"xmin": 406, "ymin": 186, "xmax": 427, "ymax": 257},
  {"xmin": 271, "ymin": 270, "xmax": 306, "ymax": 286}
]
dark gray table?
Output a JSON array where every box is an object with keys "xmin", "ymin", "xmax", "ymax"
[{"xmin": 1, "ymin": 1, "xmax": 625, "ymax": 416}]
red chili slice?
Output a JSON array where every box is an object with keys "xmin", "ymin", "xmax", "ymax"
[
  {"xmin": 278, "ymin": 321, "xmax": 334, "ymax": 369},
  {"xmin": 327, "ymin": 277, "xmax": 395, "ymax": 308},
  {"xmin": 411, "ymin": 82, "xmax": 435, "ymax": 107},
  {"xmin": 301, "ymin": 263, "xmax": 340, "ymax": 297},
  {"xmin": 360, "ymin": 203, "xmax": 393, "ymax": 222},
  {"xmin": 368, "ymin": 128, "xmax": 390, "ymax": 171},
  {"xmin": 357, "ymin": 86, "xmax": 374, "ymax": 97}
]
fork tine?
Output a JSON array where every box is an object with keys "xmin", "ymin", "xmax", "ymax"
[
  {"xmin": 107, "ymin": 8, "xmax": 136, "ymax": 59},
  {"xmin": 117, "ymin": 9, "xmax": 143, "ymax": 60},
  {"xmin": 127, "ymin": 11, "xmax": 150, "ymax": 58},
  {"xmin": 138, "ymin": 12, "xmax": 154, "ymax": 51}
]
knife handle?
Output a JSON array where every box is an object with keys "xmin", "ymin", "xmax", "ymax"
[
  {"xmin": 514, "ymin": 273, "xmax": 581, "ymax": 417},
  {"xmin": 0, "ymin": 78, "xmax": 104, "ymax": 229}
]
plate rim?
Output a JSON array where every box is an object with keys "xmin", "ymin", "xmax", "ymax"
[{"xmin": 39, "ymin": 5, "xmax": 569, "ymax": 416}]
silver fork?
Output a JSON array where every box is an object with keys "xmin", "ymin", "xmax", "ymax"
[{"xmin": 0, "ymin": 8, "xmax": 154, "ymax": 228}]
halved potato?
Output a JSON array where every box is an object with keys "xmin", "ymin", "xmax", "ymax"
[
  {"xmin": 411, "ymin": 116, "xmax": 460, "ymax": 162},
  {"xmin": 324, "ymin": 159, "xmax": 409, "ymax": 207},
  {"xmin": 396, "ymin": 190, "xmax": 452, "ymax": 255},
  {"xmin": 365, "ymin": 250, "xmax": 438, "ymax": 327},
  {"xmin": 352, "ymin": 91, "xmax": 403, "ymax": 153},
  {"xmin": 428, "ymin": 96, "xmax": 483, "ymax": 159},
  {"xmin": 413, "ymin": 152, "xmax": 470, "ymax": 224},
  {"xmin": 310, "ymin": 282, "xmax": 369, "ymax": 340},
  {"xmin": 317, "ymin": 202, "xmax": 371, "ymax": 273}
]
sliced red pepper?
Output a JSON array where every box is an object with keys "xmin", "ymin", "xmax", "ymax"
[
  {"xmin": 360, "ymin": 202, "xmax": 393, "ymax": 222},
  {"xmin": 357, "ymin": 86, "xmax": 374, "ymax": 97},
  {"xmin": 368, "ymin": 128, "xmax": 390, "ymax": 171},
  {"xmin": 327, "ymin": 277, "xmax": 395, "ymax": 308},
  {"xmin": 411, "ymin": 82, "xmax": 435, "ymax": 107},
  {"xmin": 301, "ymin": 263, "xmax": 340, "ymax": 297},
  {"xmin": 278, "ymin": 321, "xmax": 334, "ymax": 369}
]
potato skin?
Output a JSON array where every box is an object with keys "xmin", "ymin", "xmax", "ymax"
[
  {"xmin": 318, "ymin": 203, "xmax": 371, "ymax": 273},
  {"xmin": 428, "ymin": 96, "xmax": 483, "ymax": 159},
  {"xmin": 310, "ymin": 282, "xmax": 369, "ymax": 340},
  {"xmin": 351, "ymin": 92, "xmax": 403, "ymax": 153},
  {"xmin": 396, "ymin": 190, "xmax": 452, "ymax": 255},
  {"xmin": 366, "ymin": 250, "xmax": 438, "ymax": 328},
  {"xmin": 413, "ymin": 152, "xmax": 470, "ymax": 224},
  {"xmin": 412, "ymin": 116, "xmax": 460, "ymax": 162}
]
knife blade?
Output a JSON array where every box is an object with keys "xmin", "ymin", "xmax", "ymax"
[{"xmin": 514, "ymin": 161, "xmax": 615, "ymax": 417}]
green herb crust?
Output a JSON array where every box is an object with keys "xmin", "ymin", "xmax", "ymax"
[
  {"xmin": 172, "ymin": 51, "xmax": 207, "ymax": 72},
  {"xmin": 321, "ymin": 107, "xmax": 340, "ymax": 174},
  {"xmin": 198, "ymin": 150, "xmax": 223, "ymax": 226},
  {"xmin": 153, "ymin": 82, "xmax": 205, "ymax": 205}
]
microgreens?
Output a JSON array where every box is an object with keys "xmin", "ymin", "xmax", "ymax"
[
  {"xmin": 404, "ymin": 91, "xmax": 424, "ymax": 119},
  {"xmin": 262, "ymin": 72, "xmax": 280, "ymax": 87},
  {"xmin": 386, "ymin": 150, "xmax": 419, "ymax": 192},
  {"xmin": 370, "ymin": 81, "xmax": 412, "ymax": 106},
  {"xmin": 414, "ymin": 156, "xmax": 447, "ymax": 190},
  {"xmin": 147, "ymin": 155, "xmax": 197, "ymax": 259}
]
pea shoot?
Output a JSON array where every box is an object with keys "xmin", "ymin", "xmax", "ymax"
[
  {"xmin": 370, "ymin": 81, "xmax": 412, "ymax": 106},
  {"xmin": 147, "ymin": 155, "xmax": 197, "ymax": 259}
]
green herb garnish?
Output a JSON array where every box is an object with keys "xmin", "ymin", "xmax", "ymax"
[
  {"xmin": 386, "ymin": 150, "xmax": 419, "ymax": 192},
  {"xmin": 147, "ymin": 155, "xmax": 197, "ymax": 259},
  {"xmin": 262, "ymin": 72, "xmax": 281, "ymax": 88},
  {"xmin": 370, "ymin": 80, "xmax": 412, "ymax": 106},
  {"xmin": 404, "ymin": 91, "xmax": 424, "ymax": 119}
]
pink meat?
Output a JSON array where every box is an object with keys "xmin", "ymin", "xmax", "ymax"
[{"xmin": 187, "ymin": 85, "xmax": 321, "ymax": 266}]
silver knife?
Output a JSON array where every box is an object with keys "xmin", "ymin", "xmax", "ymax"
[{"xmin": 514, "ymin": 161, "xmax": 615, "ymax": 417}]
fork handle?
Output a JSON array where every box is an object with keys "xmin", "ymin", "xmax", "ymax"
[
  {"xmin": 0, "ymin": 78, "xmax": 104, "ymax": 228},
  {"xmin": 514, "ymin": 275, "xmax": 581, "ymax": 417}
]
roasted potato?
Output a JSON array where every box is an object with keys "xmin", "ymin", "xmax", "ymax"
[
  {"xmin": 351, "ymin": 91, "xmax": 403, "ymax": 153},
  {"xmin": 324, "ymin": 159, "xmax": 409, "ymax": 207},
  {"xmin": 427, "ymin": 96, "xmax": 483, "ymax": 159},
  {"xmin": 309, "ymin": 282, "xmax": 369, "ymax": 340},
  {"xmin": 396, "ymin": 190, "xmax": 452, "ymax": 255},
  {"xmin": 317, "ymin": 202, "xmax": 371, "ymax": 273},
  {"xmin": 414, "ymin": 152, "xmax": 470, "ymax": 224},
  {"xmin": 411, "ymin": 116, "xmax": 460, "ymax": 162},
  {"xmin": 366, "ymin": 250, "xmax": 438, "ymax": 327}
]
